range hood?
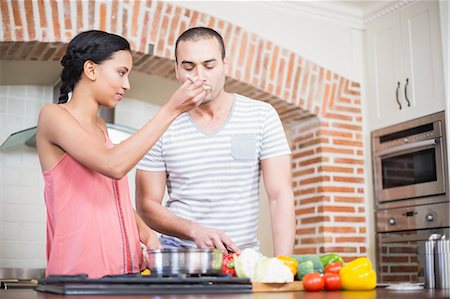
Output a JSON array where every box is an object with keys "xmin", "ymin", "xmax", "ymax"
[
  {"xmin": 0, "ymin": 83, "xmax": 136, "ymax": 151},
  {"xmin": 0, "ymin": 123, "xmax": 136, "ymax": 151}
]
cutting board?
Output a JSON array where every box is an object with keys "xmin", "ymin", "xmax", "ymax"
[{"xmin": 252, "ymin": 281, "xmax": 304, "ymax": 292}]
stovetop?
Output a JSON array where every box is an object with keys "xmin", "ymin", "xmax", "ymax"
[{"xmin": 35, "ymin": 273, "xmax": 252, "ymax": 295}]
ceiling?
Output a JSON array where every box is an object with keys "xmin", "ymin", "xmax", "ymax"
[
  {"xmin": 310, "ymin": 0, "xmax": 394, "ymax": 16},
  {"xmin": 258, "ymin": 0, "xmax": 414, "ymax": 28}
]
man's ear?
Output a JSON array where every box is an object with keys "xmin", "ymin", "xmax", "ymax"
[
  {"xmin": 83, "ymin": 60, "xmax": 97, "ymax": 81},
  {"xmin": 223, "ymin": 57, "xmax": 229, "ymax": 76}
]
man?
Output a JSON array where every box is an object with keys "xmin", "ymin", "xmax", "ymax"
[{"xmin": 136, "ymin": 27, "xmax": 295, "ymax": 256}]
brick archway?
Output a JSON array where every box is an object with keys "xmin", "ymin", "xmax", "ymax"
[{"xmin": 1, "ymin": 0, "xmax": 367, "ymax": 259}]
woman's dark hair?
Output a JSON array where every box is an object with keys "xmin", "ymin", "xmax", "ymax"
[{"xmin": 58, "ymin": 30, "xmax": 131, "ymax": 103}]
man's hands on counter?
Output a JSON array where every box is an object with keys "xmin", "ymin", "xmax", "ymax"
[{"xmin": 190, "ymin": 224, "xmax": 241, "ymax": 254}]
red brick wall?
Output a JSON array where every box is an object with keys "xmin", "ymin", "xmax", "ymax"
[
  {"xmin": 290, "ymin": 80, "xmax": 366, "ymax": 260},
  {"xmin": 1, "ymin": 0, "xmax": 366, "ymax": 259}
]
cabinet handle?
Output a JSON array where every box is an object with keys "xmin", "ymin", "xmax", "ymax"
[
  {"xmin": 404, "ymin": 78, "xmax": 411, "ymax": 107},
  {"xmin": 396, "ymin": 81, "xmax": 402, "ymax": 110}
]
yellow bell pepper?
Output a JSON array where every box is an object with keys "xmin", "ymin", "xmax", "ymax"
[
  {"xmin": 276, "ymin": 255, "xmax": 298, "ymax": 276},
  {"xmin": 339, "ymin": 257, "xmax": 376, "ymax": 290}
]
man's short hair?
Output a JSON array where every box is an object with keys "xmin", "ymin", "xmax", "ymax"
[{"xmin": 175, "ymin": 27, "xmax": 226, "ymax": 63}]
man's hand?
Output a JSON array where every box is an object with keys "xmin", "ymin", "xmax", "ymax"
[{"xmin": 190, "ymin": 224, "xmax": 241, "ymax": 254}]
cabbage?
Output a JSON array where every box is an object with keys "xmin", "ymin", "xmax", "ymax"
[
  {"xmin": 253, "ymin": 257, "xmax": 294, "ymax": 283},
  {"xmin": 234, "ymin": 248, "xmax": 263, "ymax": 280},
  {"xmin": 234, "ymin": 248, "xmax": 294, "ymax": 283}
]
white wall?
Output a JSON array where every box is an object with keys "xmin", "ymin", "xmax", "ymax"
[
  {"xmin": 440, "ymin": 0, "xmax": 448, "ymax": 97},
  {"xmin": 440, "ymin": 0, "xmax": 449, "ymax": 221},
  {"xmin": 0, "ymin": 85, "xmax": 51, "ymax": 268},
  {"xmin": 176, "ymin": 1, "xmax": 365, "ymax": 82}
]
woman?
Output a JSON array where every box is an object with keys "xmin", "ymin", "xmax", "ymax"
[{"xmin": 36, "ymin": 30, "xmax": 206, "ymax": 278}]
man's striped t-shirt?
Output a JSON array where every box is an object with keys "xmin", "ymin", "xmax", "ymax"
[{"xmin": 137, "ymin": 94, "xmax": 291, "ymax": 250}]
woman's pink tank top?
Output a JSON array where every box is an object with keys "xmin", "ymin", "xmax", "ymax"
[{"xmin": 43, "ymin": 107, "xmax": 144, "ymax": 278}]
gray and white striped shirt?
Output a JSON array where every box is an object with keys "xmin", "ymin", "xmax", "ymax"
[{"xmin": 137, "ymin": 94, "xmax": 291, "ymax": 249}]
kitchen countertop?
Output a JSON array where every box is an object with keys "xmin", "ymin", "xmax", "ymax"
[{"xmin": 1, "ymin": 288, "xmax": 449, "ymax": 299}]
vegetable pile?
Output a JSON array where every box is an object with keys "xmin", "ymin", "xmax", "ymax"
[
  {"xmin": 299, "ymin": 255, "xmax": 377, "ymax": 292},
  {"xmin": 222, "ymin": 249, "xmax": 377, "ymax": 292}
]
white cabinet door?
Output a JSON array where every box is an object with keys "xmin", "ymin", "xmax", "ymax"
[
  {"xmin": 400, "ymin": 0, "xmax": 445, "ymax": 121},
  {"xmin": 366, "ymin": 0, "xmax": 445, "ymax": 131},
  {"xmin": 366, "ymin": 14, "xmax": 403, "ymax": 130}
]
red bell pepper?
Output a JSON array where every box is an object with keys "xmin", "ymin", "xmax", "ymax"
[{"xmin": 222, "ymin": 253, "xmax": 237, "ymax": 277}]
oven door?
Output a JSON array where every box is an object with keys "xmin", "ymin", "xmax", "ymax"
[
  {"xmin": 374, "ymin": 138, "xmax": 445, "ymax": 203},
  {"xmin": 376, "ymin": 227, "xmax": 450, "ymax": 284}
]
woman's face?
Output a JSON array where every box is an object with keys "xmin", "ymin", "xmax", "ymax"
[{"xmin": 93, "ymin": 50, "xmax": 133, "ymax": 108}]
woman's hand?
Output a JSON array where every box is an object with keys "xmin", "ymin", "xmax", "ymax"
[
  {"xmin": 135, "ymin": 211, "xmax": 162, "ymax": 253},
  {"xmin": 145, "ymin": 231, "xmax": 163, "ymax": 250},
  {"xmin": 141, "ymin": 231, "xmax": 162, "ymax": 268},
  {"xmin": 164, "ymin": 76, "xmax": 207, "ymax": 116}
]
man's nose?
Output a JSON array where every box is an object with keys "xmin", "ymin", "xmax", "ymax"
[{"xmin": 194, "ymin": 67, "xmax": 205, "ymax": 81}]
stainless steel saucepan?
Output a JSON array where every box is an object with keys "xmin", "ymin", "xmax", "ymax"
[{"xmin": 146, "ymin": 248, "xmax": 224, "ymax": 275}]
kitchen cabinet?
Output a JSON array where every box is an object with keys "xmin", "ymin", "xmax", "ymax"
[{"xmin": 366, "ymin": 0, "xmax": 445, "ymax": 131}]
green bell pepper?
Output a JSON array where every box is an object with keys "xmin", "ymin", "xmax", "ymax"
[{"xmin": 320, "ymin": 253, "xmax": 344, "ymax": 267}]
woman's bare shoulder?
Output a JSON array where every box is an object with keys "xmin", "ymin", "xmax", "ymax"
[
  {"xmin": 38, "ymin": 103, "xmax": 67, "ymax": 123},
  {"xmin": 37, "ymin": 104, "xmax": 75, "ymax": 137},
  {"xmin": 39, "ymin": 103, "xmax": 58, "ymax": 116}
]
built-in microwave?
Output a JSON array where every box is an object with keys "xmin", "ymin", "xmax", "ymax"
[{"xmin": 372, "ymin": 111, "xmax": 448, "ymax": 206}]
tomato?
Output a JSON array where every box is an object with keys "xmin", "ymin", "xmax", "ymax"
[
  {"xmin": 302, "ymin": 272, "xmax": 324, "ymax": 292},
  {"xmin": 324, "ymin": 262, "xmax": 343, "ymax": 274},
  {"xmin": 323, "ymin": 272, "xmax": 342, "ymax": 291}
]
